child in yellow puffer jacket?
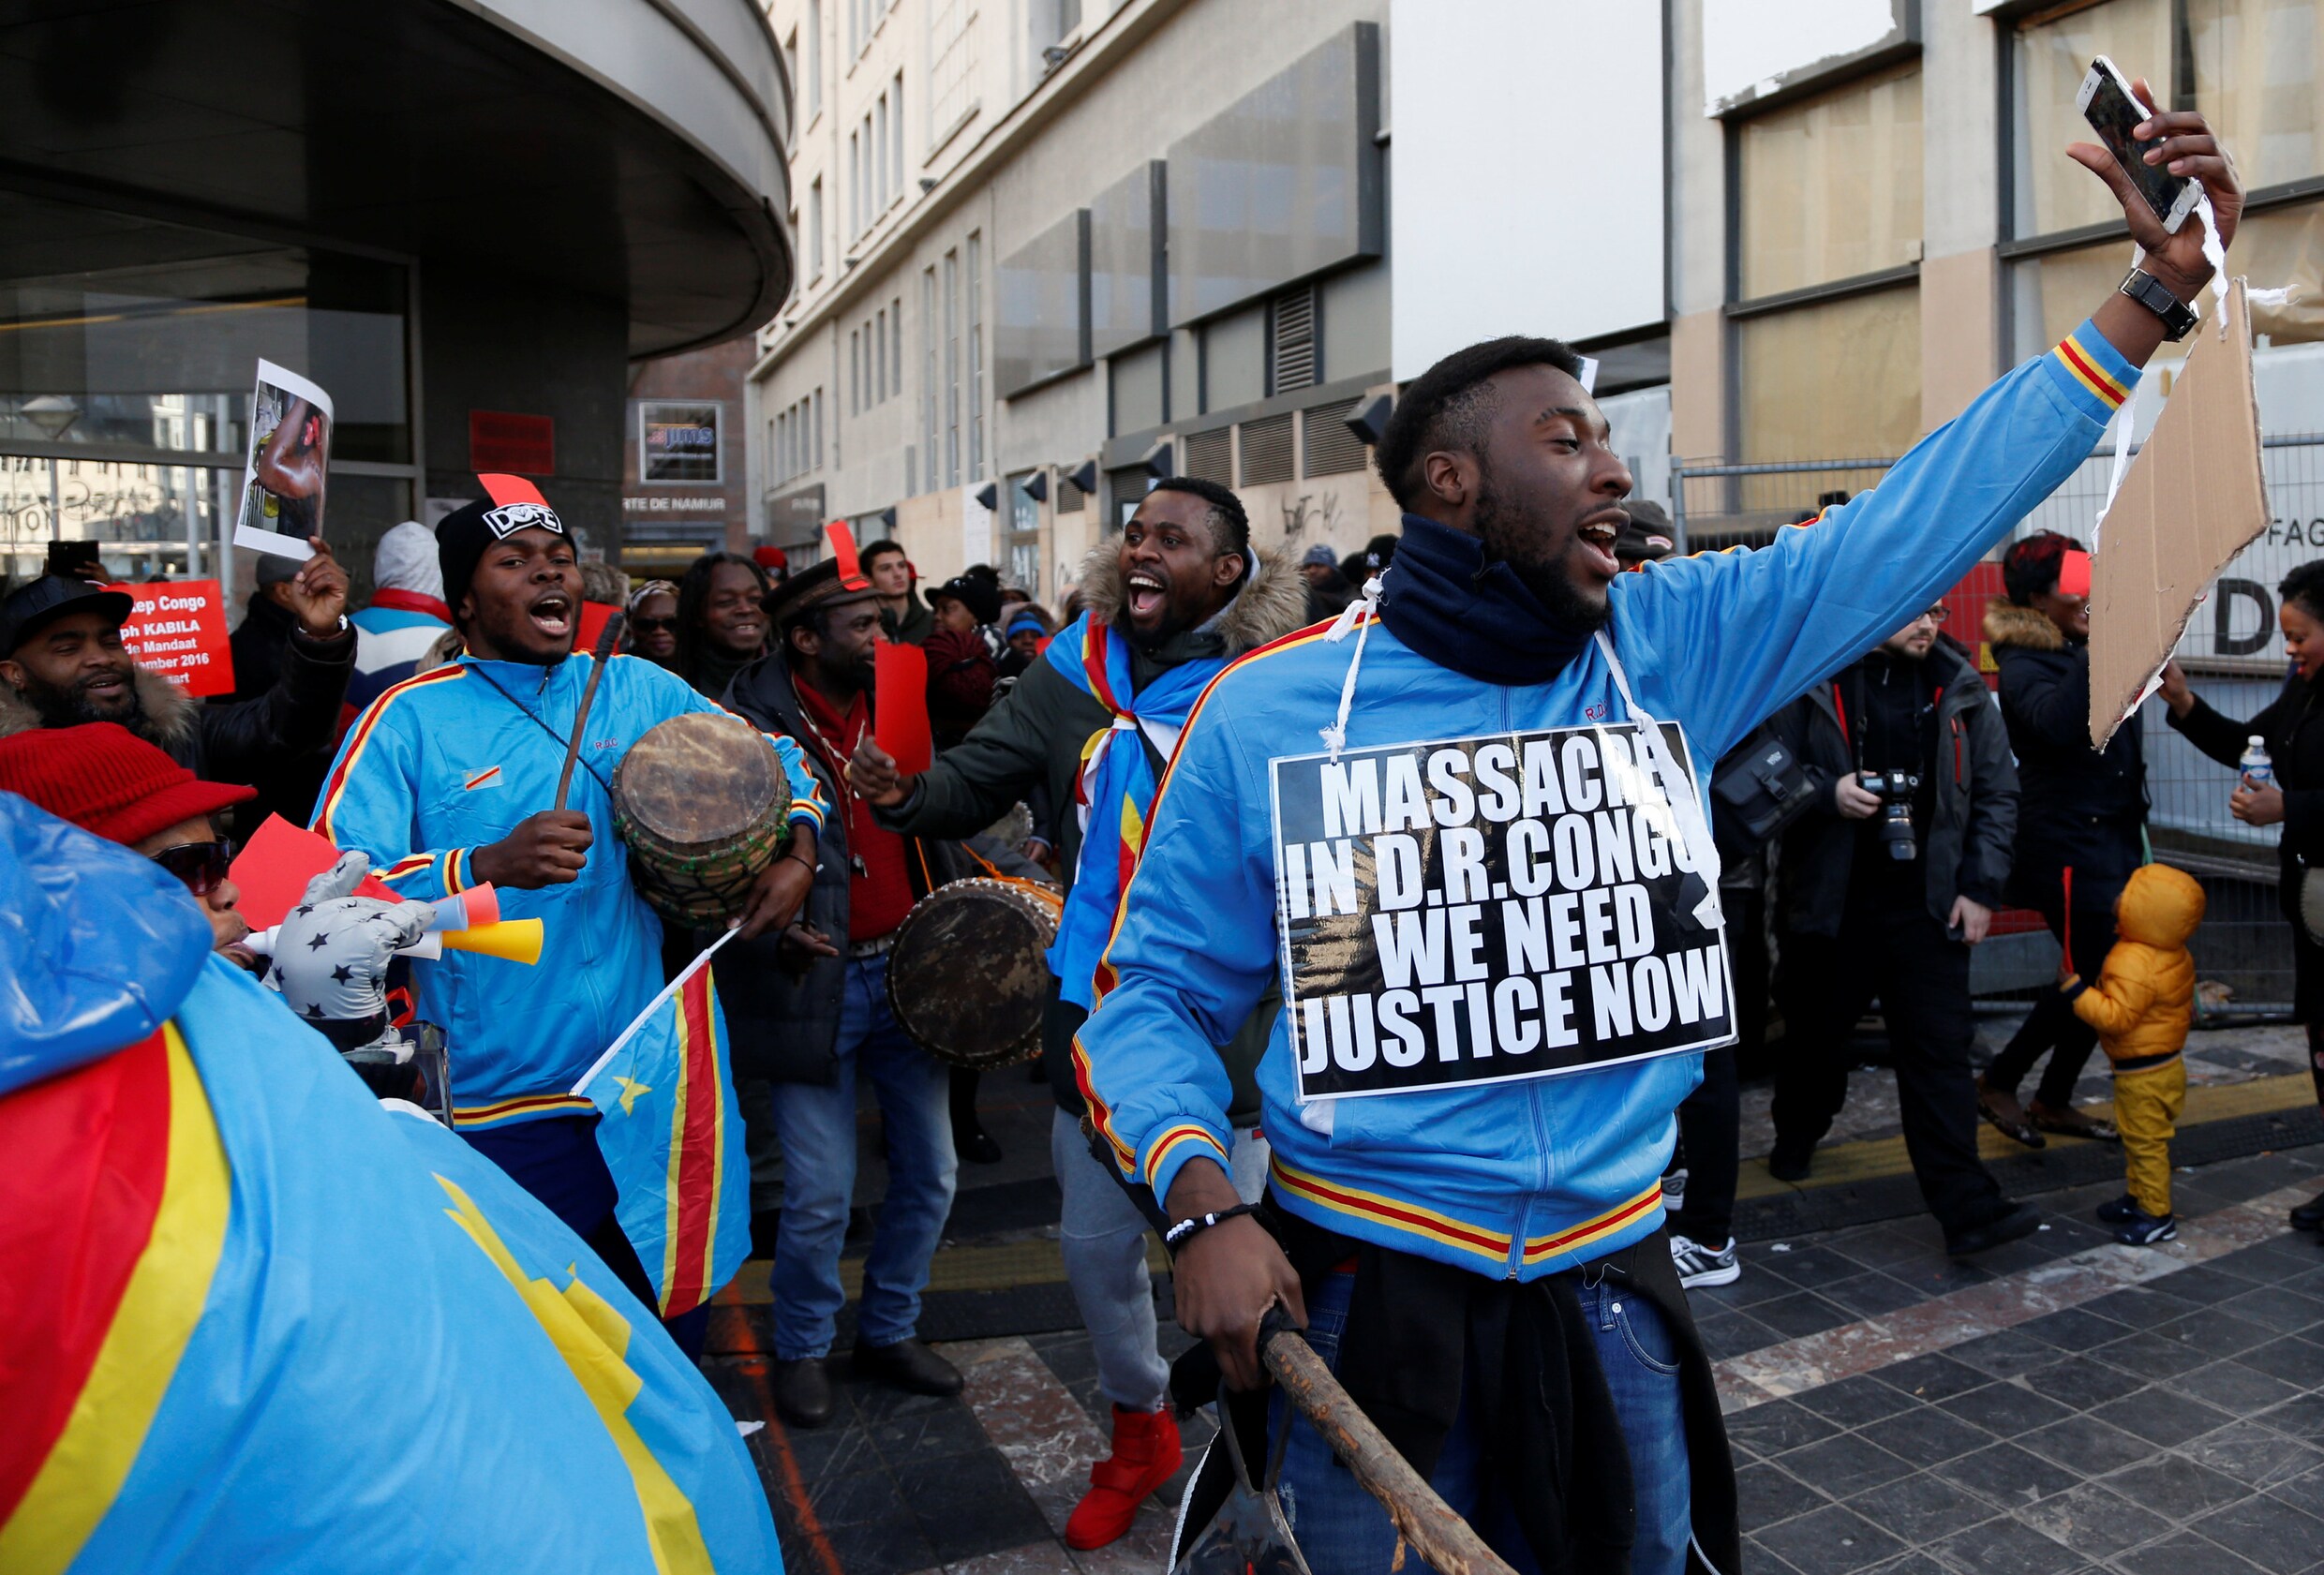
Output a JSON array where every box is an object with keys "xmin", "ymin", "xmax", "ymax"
[{"xmin": 2059, "ymin": 862, "xmax": 2207, "ymax": 1244}]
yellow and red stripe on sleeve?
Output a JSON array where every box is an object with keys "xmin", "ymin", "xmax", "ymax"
[
  {"xmin": 2053, "ymin": 331, "xmax": 2132, "ymax": 411},
  {"xmin": 0, "ymin": 1024, "xmax": 231, "ymax": 1575}
]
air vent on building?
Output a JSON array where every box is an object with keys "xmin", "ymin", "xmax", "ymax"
[
  {"xmin": 1057, "ymin": 473, "xmax": 1086, "ymax": 512},
  {"xmin": 1183, "ymin": 426, "xmax": 1232, "ymax": 484},
  {"xmin": 1302, "ymin": 397, "xmax": 1367, "ymax": 477},
  {"xmin": 1240, "ymin": 411, "xmax": 1294, "ymax": 486},
  {"xmin": 1268, "ymin": 286, "xmax": 1318, "ymax": 396}
]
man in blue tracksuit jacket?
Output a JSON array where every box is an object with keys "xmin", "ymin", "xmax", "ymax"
[
  {"xmin": 315, "ymin": 477, "xmax": 825, "ymax": 1337},
  {"xmin": 1077, "ymin": 112, "xmax": 2238, "ymax": 1574}
]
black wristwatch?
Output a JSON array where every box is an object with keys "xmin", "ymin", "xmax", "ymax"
[{"xmin": 2119, "ymin": 267, "xmax": 2198, "ymax": 342}]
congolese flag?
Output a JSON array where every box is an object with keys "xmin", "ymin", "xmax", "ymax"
[
  {"xmin": 0, "ymin": 797, "xmax": 780, "ymax": 1574},
  {"xmin": 578, "ymin": 931, "xmax": 753, "ymax": 1316}
]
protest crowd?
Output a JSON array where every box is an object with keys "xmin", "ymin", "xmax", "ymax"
[{"xmin": 9, "ymin": 58, "xmax": 2324, "ymax": 1575}]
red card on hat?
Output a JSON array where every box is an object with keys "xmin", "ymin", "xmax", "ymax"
[
  {"xmin": 231, "ymin": 814, "xmax": 400, "ymax": 931},
  {"xmin": 874, "ymin": 642, "xmax": 932, "ymax": 774},
  {"xmin": 827, "ymin": 521, "xmax": 870, "ymax": 590},
  {"xmin": 2058, "ymin": 549, "xmax": 2092, "ymax": 599}
]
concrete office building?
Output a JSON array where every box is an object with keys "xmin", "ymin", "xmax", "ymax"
[
  {"xmin": 751, "ymin": 0, "xmax": 1677, "ymax": 600},
  {"xmin": 0, "ymin": 0, "xmax": 793, "ymax": 604}
]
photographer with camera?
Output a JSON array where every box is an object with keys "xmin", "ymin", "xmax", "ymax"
[{"xmin": 1765, "ymin": 607, "xmax": 2038, "ymax": 1256}]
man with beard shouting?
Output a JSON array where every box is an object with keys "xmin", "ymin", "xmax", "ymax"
[
  {"xmin": 846, "ymin": 477, "xmax": 1307, "ymax": 1547},
  {"xmin": 1072, "ymin": 102, "xmax": 2239, "ymax": 1574},
  {"xmin": 0, "ymin": 537, "xmax": 354, "ymax": 800},
  {"xmin": 314, "ymin": 476, "xmax": 826, "ymax": 1354}
]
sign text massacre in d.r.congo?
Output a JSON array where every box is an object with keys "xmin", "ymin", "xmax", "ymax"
[{"xmin": 1271, "ymin": 724, "xmax": 1736, "ymax": 1102}]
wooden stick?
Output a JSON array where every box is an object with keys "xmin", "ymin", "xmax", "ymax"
[
  {"xmin": 1260, "ymin": 1327, "xmax": 1519, "ymax": 1575},
  {"xmin": 554, "ymin": 612, "xmax": 627, "ymax": 812}
]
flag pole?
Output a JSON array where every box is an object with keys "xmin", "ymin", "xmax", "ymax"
[{"xmin": 571, "ymin": 925, "xmax": 745, "ymax": 1095}]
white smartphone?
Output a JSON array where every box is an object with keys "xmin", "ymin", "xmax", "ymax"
[{"xmin": 2076, "ymin": 55, "xmax": 2199, "ymax": 234}]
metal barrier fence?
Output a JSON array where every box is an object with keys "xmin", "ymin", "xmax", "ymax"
[{"xmin": 1672, "ymin": 435, "xmax": 2324, "ymax": 1014}]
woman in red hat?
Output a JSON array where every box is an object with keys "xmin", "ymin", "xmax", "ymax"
[{"xmin": 0, "ymin": 721, "xmax": 256, "ymax": 957}]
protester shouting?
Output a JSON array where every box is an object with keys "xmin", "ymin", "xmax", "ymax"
[
  {"xmin": 2159, "ymin": 559, "xmax": 2324, "ymax": 1240},
  {"xmin": 1761, "ymin": 609, "xmax": 2034, "ymax": 1259},
  {"xmin": 1978, "ymin": 531, "xmax": 2130, "ymax": 1147},
  {"xmin": 0, "ymin": 542, "xmax": 354, "ymax": 809},
  {"xmin": 850, "ymin": 480, "xmax": 1307, "ymax": 1550},
  {"xmin": 1072, "ymin": 102, "xmax": 2237, "ymax": 1575},
  {"xmin": 312, "ymin": 476, "xmax": 825, "ymax": 1356},
  {"xmin": 673, "ymin": 550, "xmax": 773, "ymax": 699}
]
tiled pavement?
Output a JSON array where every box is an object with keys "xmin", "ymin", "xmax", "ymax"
[{"xmin": 710, "ymin": 1053, "xmax": 2324, "ymax": 1574}]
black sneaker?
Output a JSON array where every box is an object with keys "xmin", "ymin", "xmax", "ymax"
[
  {"xmin": 2290, "ymin": 1189, "xmax": 2324, "ymax": 1232},
  {"xmin": 2095, "ymin": 1194, "xmax": 2140, "ymax": 1225},
  {"xmin": 1670, "ymin": 1233, "xmax": 1739, "ymax": 1288},
  {"xmin": 2115, "ymin": 1206, "xmax": 2178, "ymax": 1246},
  {"xmin": 1945, "ymin": 1202, "xmax": 2041, "ymax": 1257}
]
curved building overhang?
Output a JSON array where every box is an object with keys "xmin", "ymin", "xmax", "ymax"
[{"xmin": 0, "ymin": 0, "xmax": 793, "ymax": 357}]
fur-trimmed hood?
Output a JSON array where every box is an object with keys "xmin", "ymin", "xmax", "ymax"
[
  {"xmin": 1985, "ymin": 599, "xmax": 2066, "ymax": 652},
  {"xmin": 0, "ymin": 661, "xmax": 200, "ymax": 752},
  {"xmin": 1074, "ymin": 541, "xmax": 1311, "ymax": 658}
]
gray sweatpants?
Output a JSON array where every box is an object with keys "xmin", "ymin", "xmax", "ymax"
[{"xmin": 1051, "ymin": 1107, "xmax": 1269, "ymax": 1413}]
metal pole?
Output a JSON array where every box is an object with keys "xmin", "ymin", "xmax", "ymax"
[{"xmin": 1668, "ymin": 455, "xmax": 1687, "ymax": 555}]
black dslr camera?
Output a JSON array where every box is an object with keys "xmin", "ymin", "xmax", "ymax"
[{"xmin": 1858, "ymin": 766, "xmax": 1921, "ymax": 861}]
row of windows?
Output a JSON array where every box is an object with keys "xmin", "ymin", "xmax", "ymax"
[
  {"xmin": 921, "ymin": 235, "xmax": 987, "ymax": 488},
  {"xmin": 1732, "ymin": 0, "xmax": 2324, "ymax": 467},
  {"xmin": 851, "ymin": 296, "xmax": 904, "ymax": 414},
  {"xmin": 770, "ymin": 389, "xmax": 825, "ymax": 487},
  {"xmin": 849, "ymin": 73, "xmax": 905, "ymax": 241}
]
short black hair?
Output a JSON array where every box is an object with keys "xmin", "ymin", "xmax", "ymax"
[
  {"xmin": 1143, "ymin": 476, "xmax": 1250, "ymax": 565},
  {"xmin": 2002, "ymin": 530, "xmax": 2085, "ymax": 606},
  {"xmin": 2282, "ymin": 560, "xmax": 2324, "ymax": 622},
  {"xmin": 861, "ymin": 539, "xmax": 908, "ymax": 567},
  {"xmin": 1375, "ymin": 335, "xmax": 1587, "ymax": 509}
]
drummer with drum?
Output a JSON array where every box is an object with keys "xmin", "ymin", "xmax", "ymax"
[
  {"xmin": 314, "ymin": 478, "xmax": 827, "ymax": 1352},
  {"xmin": 720, "ymin": 557, "xmax": 998, "ymax": 1423}
]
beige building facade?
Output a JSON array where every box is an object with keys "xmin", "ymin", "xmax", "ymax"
[{"xmin": 748, "ymin": 0, "xmax": 2324, "ymax": 605}]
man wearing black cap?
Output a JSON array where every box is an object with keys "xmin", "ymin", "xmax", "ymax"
[
  {"xmin": 313, "ymin": 475, "xmax": 827, "ymax": 1350},
  {"xmin": 923, "ymin": 569, "xmax": 1002, "ymax": 749},
  {"xmin": 719, "ymin": 558, "xmax": 977, "ymax": 1424},
  {"xmin": 0, "ymin": 537, "xmax": 354, "ymax": 799}
]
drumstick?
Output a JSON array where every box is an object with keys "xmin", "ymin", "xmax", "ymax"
[{"xmin": 555, "ymin": 612, "xmax": 627, "ymax": 812}]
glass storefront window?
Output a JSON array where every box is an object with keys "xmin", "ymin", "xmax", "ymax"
[
  {"xmin": 2011, "ymin": 0, "xmax": 2173, "ymax": 240},
  {"xmin": 2189, "ymin": 0, "xmax": 2324, "ymax": 192},
  {"xmin": 1738, "ymin": 286, "xmax": 1922, "ymax": 461},
  {"xmin": 1737, "ymin": 63, "xmax": 1923, "ymax": 300}
]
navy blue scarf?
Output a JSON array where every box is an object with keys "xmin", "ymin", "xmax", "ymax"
[{"xmin": 1376, "ymin": 513, "xmax": 1596, "ymax": 687}]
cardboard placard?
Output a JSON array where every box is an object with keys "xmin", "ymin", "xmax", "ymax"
[
  {"xmin": 112, "ymin": 579, "xmax": 234, "ymax": 697},
  {"xmin": 2088, "ymin": 279, "xmax": 2272, "ymax": 746},
  {"xmin": 233, "ymin": 359, "xmax": 335, "ymax": 558},
  {"xmin": 1271, "ymin": 725, "xmax": 1735, "ymax": 1102},
  {"xmin": 230, "ymin": 814, "xmax": 400, "ymax": 931},
  {"xmin": 874, "ymin": 641, "xmax": 932, "ymax": 773}
]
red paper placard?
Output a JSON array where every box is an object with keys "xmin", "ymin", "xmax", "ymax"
[
  {"xmin": 827, "ymin": 520, "xmax": 870, "ymax": 590},
  {"xmin": 2058, "ymin": 549, "xmax": 2092, "ymax": 599},
  {"xmin": 112, "ymin": 580, "xmax": 234, "ymax": 697},
  {"xmin": 874, "ymin": 641, "xmax": 932, "ymax": 774},
  {"xmin": 230, "ymin": 814, "xmax": 400, "ymax": 931},
  {"xmin": 576, "ymin": 600, "xmax": 618, "ymax": 654}
]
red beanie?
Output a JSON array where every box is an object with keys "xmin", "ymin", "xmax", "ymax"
[{"xmin": 0, "ymin": 722, "xmax": 255, "ymax": 846}]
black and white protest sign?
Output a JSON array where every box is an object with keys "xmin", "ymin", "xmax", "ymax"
[{"xmin": 1270, "ymin": 725, "xmax": 1736, "ymax": 1102}]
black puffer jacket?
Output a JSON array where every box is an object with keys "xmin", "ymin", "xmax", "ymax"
[
  {"xmin": 1987, "ymin": 601, "xmax": 2148, "ymax": 911},
  {"xmin": 0, "ymin": 627, "xmax": 353, "ymax": 802},
  {"xmin": 716, "ymin": 658, "xmax": 979, "ymax": 1085},
  {"xmin": 2169, "ymin": 670, "xmax": 2324, "ymax": 925},
  {"xmin": 1773, "ymin": 637, "xmax": 2019, "ymax": 937}
]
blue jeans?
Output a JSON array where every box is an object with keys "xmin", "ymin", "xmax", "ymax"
[
  {"xmin": 1271, "ymin": 1265, "xmax": 1692, "ymax": 1575},
  {"xmin": 767, "ymin": 955, "xmax": 959, "ymax": 1359}
]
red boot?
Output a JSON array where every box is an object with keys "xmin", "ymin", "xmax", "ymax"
[{"xmin": 1065, "ymin": 1404, "xmax": 1184, "ymax": 1550}]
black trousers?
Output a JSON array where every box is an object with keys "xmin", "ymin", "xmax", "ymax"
[
  {"xmin": 1987, "ymin": 896, "xmax": 2117, "ymax": 1108},
  {"xmin": 1772, "ymin": 893, "xmax": 2006, "ymax": 1237},
  {"xmin": 1671, "ymin": 1047, "xmax": 1739, "ymax": 1244}
]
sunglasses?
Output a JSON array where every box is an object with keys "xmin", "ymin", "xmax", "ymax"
[
  {"xmin": 1914, "ymin": 605, "xmax": 1951, "ymax": 625},
  {"xmin": 629, "ymin": 616, "xmax": 678, "ymax": 634},
  {"xmin": 152, "ymin": 839, "xmax": 234, "ymax": 897}
]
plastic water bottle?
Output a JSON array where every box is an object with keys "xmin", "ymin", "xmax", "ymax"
[{"xmin": 2241, "ymin": 735, "xmax": 2273, "ymax": 791}]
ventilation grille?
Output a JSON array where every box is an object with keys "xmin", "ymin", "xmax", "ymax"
[
  {"xmin": 1302, "ymin": 398, "xmax": 1367, "ymax": 477},
  {"xmin": 1270, "ymin": 286, "xmax": 1318, "ymax": 394},
  {"xmin": 1240, "ymin": 412, "xmax": 1294, "ymax": 486},
  {"xmin": 1057, "ymin": 473, "xmax": 1086, "ymax": 512},
  {"xmin": 1183, "ymin": 426, "xmax": 1232, "ymax": 484}
]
